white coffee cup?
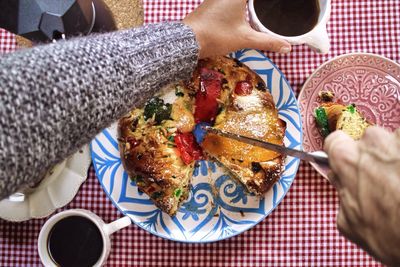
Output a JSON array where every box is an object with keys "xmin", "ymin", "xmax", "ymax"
[
  {"xmin": 248, "ymin": 0, "xmax": 331, "ymax": 54},
  {"xmin": 38, "ymin": 209, "xmax": 131, "ymax": 267}
]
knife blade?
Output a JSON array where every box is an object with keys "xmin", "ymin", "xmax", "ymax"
[{"xmin": 204, "ymin": 126, "xmax": 330, "ymax": 167}]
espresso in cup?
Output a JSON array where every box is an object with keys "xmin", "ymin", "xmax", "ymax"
[
  {"xmin": 47, "ymin": 216, "xmax": 103, "ymax": 267},
  {"xmin": 254, "ymin": 0, "xmax": 320, "ymax": 36},
  {"xmin": 38, "ymin": 209, "xmax": 131, "ymax": 267},
  {"xmin": 249, "ymin": 0, "xmax": 331, "ymax": 54}
]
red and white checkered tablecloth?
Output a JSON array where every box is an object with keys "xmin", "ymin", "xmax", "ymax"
[
  {"xmin": 0, "ymin": 29, "xmax": 16, "ymax": 54},
  {"xmin": 1, "ymin": 1, "xmax": 399, "ymax": 266}
]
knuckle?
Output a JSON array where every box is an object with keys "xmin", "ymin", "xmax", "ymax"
[
  {"xmin": 330, "ymin": 142, "xmax": 352, "ymax": 163},
  {"xmin": 361, "ymin": 126, "xmax": 396, "ymax": 154},
  {"xmin": 362, "ymin": 126, "xmax": 385, "ymax": 142}
]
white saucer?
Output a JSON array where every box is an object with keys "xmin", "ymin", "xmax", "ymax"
[{"xmin": 0, "ymin": 145, "xmax": 91, "ymax": 222}]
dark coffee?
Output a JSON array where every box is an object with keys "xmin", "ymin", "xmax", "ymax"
[
  {"xmin": 254, "ymin": 0, "xmax": 320, "ymax": 36},
  {"xmin": 47, "ymin": 216, "xmax": 104, "ymax": 267}
]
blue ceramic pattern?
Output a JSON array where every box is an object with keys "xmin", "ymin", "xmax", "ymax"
[{"xmin": 90, "ymin": 49, "xmax": 302, "ymax": 243}]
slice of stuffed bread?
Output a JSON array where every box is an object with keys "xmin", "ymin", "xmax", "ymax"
[
  {"xmin": 118, "ymin": 86, "xmax": 199, "ymax": 216},
  {"xmin": 315, "ymin": 91, "xmax": 371, "ymax": 140},
  {"xmin": 197, "ymin": 56, "xmax": 287, "ymax": 196}
]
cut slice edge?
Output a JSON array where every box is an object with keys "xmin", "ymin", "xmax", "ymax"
[
  {"xmin": 205, "ymin": 153, "xmax": 285, "ymax": 196},
  {"xmin": 317, "ymin": 103, "xmax": 371, "ymax": 140}
]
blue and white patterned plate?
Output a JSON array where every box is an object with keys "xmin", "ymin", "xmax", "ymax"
[{"xmin": 90, "ymin": 49, "xmax": 302, "ymax": 243}]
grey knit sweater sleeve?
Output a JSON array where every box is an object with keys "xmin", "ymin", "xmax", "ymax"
[{"xmin": 0, "ymin": 22, "xmax": 199, "ymax": 199}]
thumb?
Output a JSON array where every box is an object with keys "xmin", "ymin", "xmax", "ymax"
[
  {"xmin": 242, "ymin": 28, "xmax": 292, "ymax": 53},
  {"xmin": 324, "ymin": 130, "xmax": 356, "ymax": 159}
]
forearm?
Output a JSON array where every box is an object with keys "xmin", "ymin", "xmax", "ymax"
[{"xmin": 0, "ymin": 22, "xmax": 199, "ymax": 199}]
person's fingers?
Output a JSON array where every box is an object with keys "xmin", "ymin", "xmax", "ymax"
[
  {"xmin": 324, "ymin": 131, "xmax": 360, "ymax": 189},
  {"xmin": 324, "ymin": 131, "xmax": 358, "ymax": 171},
  {"xmin": 324, "ymin": 130, "xmax": 348, "ymax": 153},
  {"xmin": 241, "ymin": 27, "xmax": 292, "ymax": 53}
]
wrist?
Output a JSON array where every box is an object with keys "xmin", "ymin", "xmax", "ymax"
[{"xmin": 183, "ymin": 18, "xmax": 208, "ymax": 58}]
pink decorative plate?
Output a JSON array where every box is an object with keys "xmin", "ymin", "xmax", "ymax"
[{"xmin": 299, "ymin": 53, "xmax": 400, "ymax": 178}]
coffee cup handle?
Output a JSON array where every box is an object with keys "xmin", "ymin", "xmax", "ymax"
[
  {"xmin": 103, "ymin": 216, "xmax": 131, "ymax": 235},
  {"xmin": 305, "ymin": 25, "xmax": 330, "ymax": 54},
  {"xmin": 8, "ymin": 192, "xmax": 25, "ymax": 202}
]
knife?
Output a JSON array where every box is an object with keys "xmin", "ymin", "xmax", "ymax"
[{"xmin": 204, "ymin": 126, "xmax": 330, "ymax": 167}]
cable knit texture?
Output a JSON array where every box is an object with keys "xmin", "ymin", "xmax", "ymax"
[{"xmin": 0, "ymin": 22, "xmax": 199, "ymax": 199}]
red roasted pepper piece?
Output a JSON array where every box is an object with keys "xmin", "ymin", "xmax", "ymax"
[
  {"xmin": 175, "ymin": 132, "xmax": 203, "ymax": 164},
  {"xmin": 194, "ymin": 68, "xmax": 224, "ymax": 123},
  {"xmin": 234, "ymin": 81, "xmax": 253, "ymax": 95}
]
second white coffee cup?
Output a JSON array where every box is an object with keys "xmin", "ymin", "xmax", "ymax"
[{"xmin": 38, "ymin": 209, "xmax": 131, "ymax": 267}]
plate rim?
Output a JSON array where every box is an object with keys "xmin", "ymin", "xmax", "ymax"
[
  {"xmin": 91, "ymin": 49, "xmax": 302, "ymax": 243},
  {"xmin": 299, "ymin": 52, "xmax": 400, "ymax": 178},
  {"xmin": 0, "ymin": 145, "xmax": 91, "ymax": 221},
  {"xmin": 301, "ymin": 52, "xmax": 400, "ymax": 95}
]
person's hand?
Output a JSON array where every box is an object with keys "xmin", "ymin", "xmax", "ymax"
[
  {"xmin": 324, "ymin": 127, "xmax": 400, "ymax": 266},
  {"xmin": 183, "ymin": 0, "xmax": 291, "ymax": 58}
]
